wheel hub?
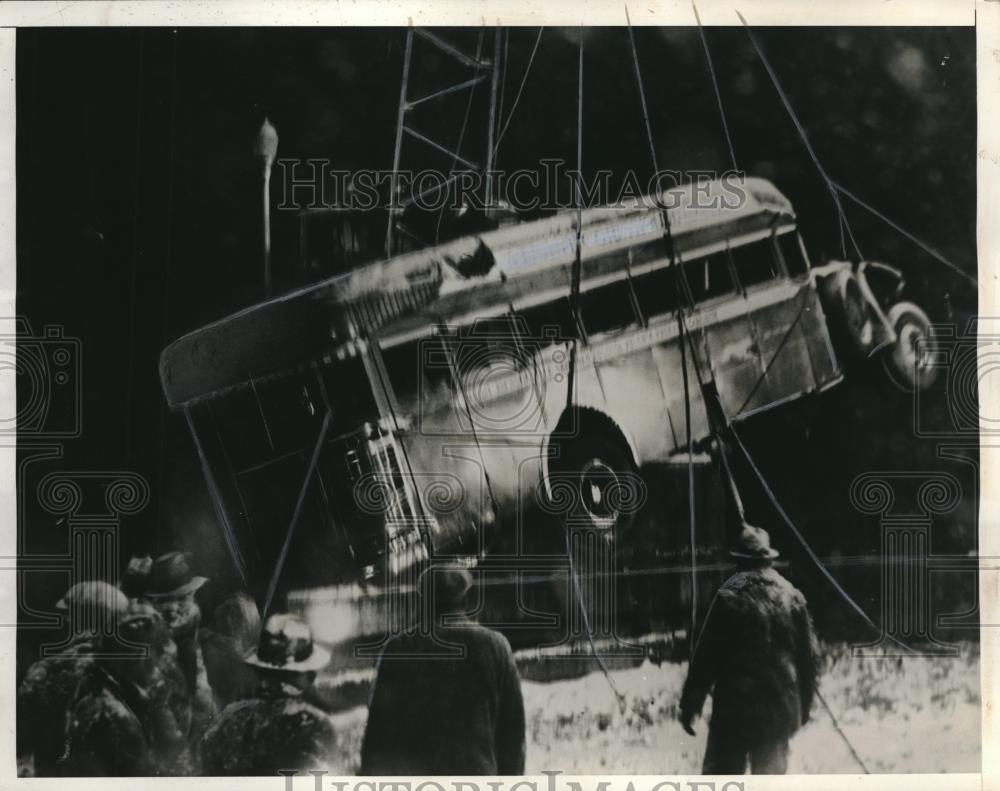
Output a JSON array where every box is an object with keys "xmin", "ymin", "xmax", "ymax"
[{"xmin": 577, "ymin": 458, "xmax": 620, "ymax": 529}]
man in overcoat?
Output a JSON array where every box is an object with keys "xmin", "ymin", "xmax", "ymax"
[
  {"xmin": 680, "ymin": 523, "xmax": 820, "ymax": 774},
  {"xmin": 360, "ymin": 564, "xmax": 526, "ymax": 775}
]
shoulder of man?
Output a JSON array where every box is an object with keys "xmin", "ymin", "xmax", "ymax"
[
  {"xmin": 446, "ymin": 621, "xmax": 515, "ymax": 657},
  {"xmin": 761, "ymin": 567, "xmax": 809, "ymax": 607},
  {"xmin": 719, "ymin": 568, "xmax": 805, "ymax": 607},
  {"xmin": 19, "ymin": 653, "xmax": 92, "ymax": 700},
  {"xmin": 257, "ymin": 696, "xmax": 337, "ymax": 746}
]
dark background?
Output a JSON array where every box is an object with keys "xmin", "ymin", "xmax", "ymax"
[{"xmin": 16, "ymin": 27, "xmax": 978, "ymax": 665}]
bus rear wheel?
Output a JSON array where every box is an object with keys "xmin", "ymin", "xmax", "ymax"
[
  {"xmin": 547, "ymin": 432, "xmax": 642, "ymax": 538},
  {"xmin": 882, "ymin": 301, "xmax": 938, "ymax": 391}
]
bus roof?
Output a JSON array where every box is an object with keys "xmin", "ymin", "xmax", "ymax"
[{"xmin": 160, "ymin": 177, "xmax": 793, "ymax": 408}]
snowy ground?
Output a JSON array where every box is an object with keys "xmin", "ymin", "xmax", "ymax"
[{"xmin": 324, "ymin": 641, "xmax": 981, "ymax": 774}]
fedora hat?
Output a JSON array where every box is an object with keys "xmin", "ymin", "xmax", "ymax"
[
  {"xmin": 145, "ymin": 551, "xmax": 209, "ymax": 600},
  {"xmin": 730, "ymin": 523, "xmax": 780, "ymax": 560},
  {"xmin": 244, "ymin": 613, "xmax": 331, "ymax": 673}
]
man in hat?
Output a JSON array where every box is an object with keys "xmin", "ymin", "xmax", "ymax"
[
  {"xmin": 17, "ymin": 581, "xmax": 129, "ymax": 776},
  {"xmin": 199, "ymin": 613, "xmax": 337, "ymax": 775},
  {"xmin": 679, "ymin": 523, "xmax": 820, "ymax": 774},
  {"xmin": 146, "ymin": 551, "xmax": 218, "ymax": 747},
  {"xmin": 360, "ymin": 564, "xmax": 526, "ymax": 775},
  {"xmin": 116, "ymin": 553, "xmax": 200, "ymax": 774},
  {"xmin": 62, "ymin": 600, "xmax": 177, "ymax": 775}
]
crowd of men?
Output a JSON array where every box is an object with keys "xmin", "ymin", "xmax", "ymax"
[
  {"xmin": 17, "ymin": 522, "xmax": 819, "ymax": 777},
  {"xmin": 17, "ymin": 551, "xmax": 337, "ymax": 776}
]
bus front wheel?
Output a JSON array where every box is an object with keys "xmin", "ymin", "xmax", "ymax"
[
  {"xmin": 882, "ymin": 301, "xmax": 939, "ymax": 391},
  {"xmin": 547, "ymin": 432, "xmax": 643, "ymax": 538}
]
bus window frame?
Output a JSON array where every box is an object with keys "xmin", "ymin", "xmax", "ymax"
[
  {"xmin": 623, "ymin": 250, "xmax": 646, "ymax": 329},
  {"xmin": 576, "ymin": 275, "xmax": 643, "ymax": 344},
  {"xmin": 774, "ymin": 227, "xmax": 812, "ymax": 279},
  {"xmin": 679, "ymin": 250, "xmax": 740, "ymax": 309},
  {"xmin": 727, "ymin": 229, "xmax": 788, "ymax": 296},
  {"xmin": 628, "ymin": 260, "xmax": 685, "ymax": 328}
]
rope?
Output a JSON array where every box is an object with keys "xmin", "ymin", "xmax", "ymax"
[
  {"xmin": 439, "ymin": 327, "xmax": 503, "ymax": 541},
  {"xmin": 558, "ymin": 31, "xmax": 628, "ymax": 714},
  {"xmin": 832, "ymin": 180, "xmax": 978, "ymax": 287},
  {"xmin": 625, "ymin": 5, "xmax": 699, "ymax": 646},
  {"xmin": 564, "ymin": 529, "xmax": 629, "ymax": 714},
  {"xmin": 741, "ymin": 5, "xmax": 974, "ymax": 286},
  {"xmin": 565, "ymin": 30, "xmax": 584, "ymax": 411},
  {"xmin": 737, "ymin": 13, "xmax": 864, "ymax": 262},
  {"xmin": 262, "ymin": 408, "xmax": 332, "ymax": 618},
  {"xmin": 185, "ymin": 409, "xmax": 249, "ymax": 587},
  {"xmin": 496, "ymin": 28, "xmax": 510, "ymax": 139},
  {"xmin": 815, "ymin": 687, "xmax": 871, "ymax": 773},
  {"xmin": 724, "ymin": 408, "xmax": 913, "ymax": 655},
  {"xmin": 691, "ymin": 3, "xmax": 738, "ymax": 172},
  {"xmin": 734, "ymin": 288, "xmax": 812, "ymax": 416},
  {"xmin": 492, "ymin": 27, "xmax": 545, "ymax": 162},
  {"xmin": 434, "ymin": 30, "xmax": 485, "ymax": 244}
]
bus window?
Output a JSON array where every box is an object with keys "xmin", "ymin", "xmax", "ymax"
[
  {"xmin": 211, "ymin": 389, "xmax": 276, "ymax": 468},
  {"xmin": 579, "ymin": 280, "xmax": 638, "ymax": 337},
  {"xmin": 730, "ymin": 239, "xmax": 781, "ymax": 290},
  {"xmin": 519, "ymin": 297, "xmax": 577, "ymax": 345},
  {"xmin": 631, "ymin": 265, "xmax": 680, "ymax": 319},
  {"xmin": 682, "ymin": 253, "xmax": 735, "ymax": 302},
  {"xmin": 776, "ymin": 231, "xmax": 809, "ymax": 277}
]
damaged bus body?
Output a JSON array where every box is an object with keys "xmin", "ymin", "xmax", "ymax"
[{"xmin": 159, "ymin": 176, "xmax": 935, "ymax": 636}]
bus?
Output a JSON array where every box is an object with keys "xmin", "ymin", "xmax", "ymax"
[{"xmin": 160, "ymin": 176, "xmax": 936, "ymax": 608}]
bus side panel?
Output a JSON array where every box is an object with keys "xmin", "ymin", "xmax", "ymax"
[
  {"xmin": 649, "ymin": 332, "xmax": 712, "ymax": 454},
  {"xmin": 589, "ymin": 341, "xmax": 676, "ymax": 463}
]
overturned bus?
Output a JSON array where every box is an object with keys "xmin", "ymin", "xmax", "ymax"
[{"xmin": 160, "ymin": 176, "xmax": 936, "ymax": 625}]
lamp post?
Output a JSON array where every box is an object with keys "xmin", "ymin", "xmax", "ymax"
[{"xmin": 254, "ymin": 117, "xmax": 279, "ymax": 297}]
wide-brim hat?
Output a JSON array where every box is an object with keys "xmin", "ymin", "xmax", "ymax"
[
  {"xmin": 243, "ymin": 613, "xmax": 331, "ymax": 673},
  {"xmin": 145, "ymin": 551, "xmax": 209, "ymax": 599},
  {"xmin": 730, "ymin": 523, "xmax": 780, "ymax": 560}
]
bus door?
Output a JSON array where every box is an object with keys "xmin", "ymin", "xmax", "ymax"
[
  {"xmin": 776, "ymin": 230, "xmax": 841, "ymax": 388},
  {"xmin": 677, "ymin": 250, "xmax": 767, "ymax": 426},
  {"xmin": 729, "ymin": 230, "xmax": 827, "ymax": 416}
]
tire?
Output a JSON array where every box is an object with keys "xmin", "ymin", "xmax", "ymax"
[
  {"xmin": 881, "ymin": 301, "xmax": 938, "ymax": 391},
  {"xmin": 547, "ymin": 432, "xmax": 643, "ymax": 537}
]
